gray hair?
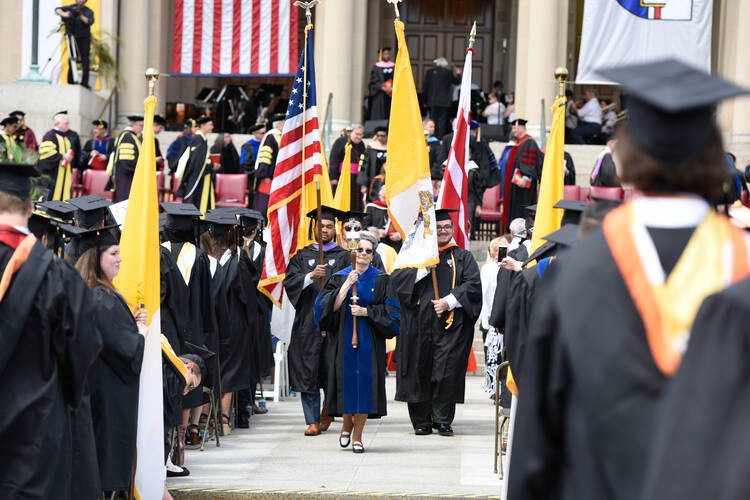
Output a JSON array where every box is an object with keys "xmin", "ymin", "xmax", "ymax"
[
  {"xmin": 509, "ymin": 218, "xmax": 527, "ymax": 237},
  {"xmin": 350, "ymin": 123, "xmax": 364, "ymax": 132},
  {"xmin": 53, "ymin": 114, "xmax": 68, "ymax": 126},
  {"xmin": 434, "ymin": 57, "xmax": 450, "ymax": 69},
  {"xmin": 359, "ymin": 231, "xmax": 378, "ymax": 251}
]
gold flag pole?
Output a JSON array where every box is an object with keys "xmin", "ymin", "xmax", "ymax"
[
  {"xmin": 555, "ymin": 67, "xmax": 569, "ymax": 98},
  {"xmin": 468, "ymin": 21, "xmax": 477, "ymax": 49}
]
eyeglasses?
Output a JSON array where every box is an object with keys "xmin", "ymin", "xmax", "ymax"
[
  {"xmin": 356, "ymin": 248, "xmax": 373, "ymax": 255},
  {"xmin": 344, "ymin": 225, "xmax": 361, "ymax": 232},
  {"xmin": 436, "ymin": 224, "xmax": 453, "ymax": 232}
]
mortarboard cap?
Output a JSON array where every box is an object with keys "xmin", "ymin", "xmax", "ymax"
[
  {"xmin": 196, "ymin": 116, "xmax": 213, "ymax": 126},
  {"xmin": 185, "ymin": 118, "xmax": 197, "ymax": 128},
  {"xmin": 597, "ymin": 59, "xmax": 750, "ymax": 164},
  {"xmin": 182, "ymin": 342, "xmax": 215, "ymax": 378},
  {"xmin": 61, "ymin": 223, "xmax": 120, "ymax": 260},
  {"xmin": 67, "ymin": 194, "xmax": 113, "ymax": 229},
  {"xmin": 127, "ymin": 115, "xmax": 144, "ymax": 123},
  {"xmin": 180, "ymin": 351, "xmax": 208, "ymax": 380},
  {"xmin": 153, "ymin": 115, "xmax": 167, "ymax": 127},
  {"xmin": 158, "ymin": 213, "xmax": 167, "ymax": 233},
  {"xmin": 525, "ymin": 224, "xmax": 579, "ymax": 263},
  {"xmin": 373, "ymin": 126, "xmax": 388, "ymax": 134},
  {"xmin": 9, "ymin": 110, "xmax": 25, "ymax": 117},
  {"xmin": 379, "ymin": 46, "xmax": 392, "ymax": 53},
  {"xmin": 510, "ymin": 118, "xmax": 528, "ymax": 126},
  {"xmin": 92, "ymin": 119, "xmax": 108, "ymax": 129},
  {"xmin": 37, "ymin": 200, "xmax": 76, "ymax": 222},
  {"xmin": 1, "ymin": 116, "xmax": 18, "ymax": 127},
  {"xmin": 248, "ymin": 123, "xmax": 266, "ymax": 133},
  {"xmin": 56, "ymin": 110, "xmax": 68, "ymax": 116},
  {"xmin": 554, "ymin": 199, "xmax": 590, "ymax": 225},
  {"xmin": 306, "ymin": 205, "xmax": 345, "ymax": 222},
  {"xmin": 271, "ymin": 113, "xmax": 286, "ymax": 123},
  {"xmin": 161, "ymin": 202, "xmax": 202, "ymax": 218},
  {"xmin": 0, "ymin": 162, "xmax": 39, "ymax": 198},
  {"xmin": 341, "ymin": 211, "xmax": 367, "ymax": 225},
  {"xmin": 435, "ymin": 208, "xmax": 459, "ymax": 221}
]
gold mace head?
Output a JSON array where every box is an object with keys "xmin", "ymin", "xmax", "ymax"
[
  {"xmin": 145, "ymin": 67, "xmax": 159, "ymax": 96},
  {"xmin": 554, "ymin": 67, "xmax": 568, "ymax": 96}
]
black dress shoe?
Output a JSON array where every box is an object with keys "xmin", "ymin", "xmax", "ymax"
[
  {"xmin": 436, "ymin": 424, "xmax": 454, "ymax": 436},
  {"xmin": 414, "ymin": 425, "xmax": 432, "ymax": 435}
]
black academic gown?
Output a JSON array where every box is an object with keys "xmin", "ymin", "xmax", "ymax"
[
  {"xmin": 358, "ymin": 145, "xmax": 387, "ymax": 200},
  {"xmin": 364, "ymin": 202, "xmax": 388, "ymax": 232},
  {"xmin": 80, "ymin": 136, "xmax": 114, "ymax": 171},
  {"xmin": 177, "ymin": 133, "xmax": 215, "ymax": 213},
  {"xmin": 0, "ymin": 240, "xmax": 102, "ymax": 500},
  {"xmin": 591, "ymin": 152, "xmax": 620, "ymax": 187},
  {"xmin": 391, "ymin": 246, "xmax": 481, "ymax": 404},
  {"xmin": 166, "ymin": 133, "xmax": 191, "ymax": 171},
  {"xmin": 315, "ymin": 268, "xmax": 398, "ymax": 417},
  {"xmin": 507, "ymin": 228, "xmax": 695, "ymax": 500},
  {"xmin": 283, "ymin": 243, "xmax": 350, "ymax": 393},
  {"xmin": 89, "ymin": 286, "xmax": 144, "ymax": 492},
  {"xmin": 160, "ymin": 246, "xmax": 188, "ymax": 355},
  {"xmin": 329, "ymin": 136, "xmax": 367, "ymax": 212},
  {"xmin": 162, "ymin": 348, "xmax": 186, "ymax": 461},
  {"xmin": 640, "ymin": 277, "xmax": 750, "ymax": 500},
  {"xmin": 248, "ymin": 243, "xmax": 275, "ymax": 381},
  {"xmin": 217, "ymin": 252, "xmax": 254, "ymax": 392},
  {"xmin": 37, "ymin": 128, "xmax": 73, "ymax": 200},
  {"xmin": 253, "ymin": 130, "xmax": 281, "ymax": 216},
  {"xmin": 368, "ymin": 63, "xmax": 394, "ymax": 120},
  {"xmin": 507, "ymin": 135, "xmax": 542, "ymax": 224},
  {"xmin": 564, "ymin": 151, "xmax": 576, "ymax": 185},
  {"xmin": 112, "ymin": 129, "xmax": 140, "ymax": 202},
  {"xmin": 218, "ymin": 143, "xmax": 241, "ymax": 174}
]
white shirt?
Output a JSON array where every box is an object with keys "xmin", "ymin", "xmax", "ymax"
[
  {"xmin": 479, "ymin": 260, "xmax": 499, "ymax": 330},
  {"xmin": 578, "ymin": 98, "xmax": 603, "ymax": 124},
  {"xmin": 484, "ymin": 102, "xmax": 506, "ymax": 125}
]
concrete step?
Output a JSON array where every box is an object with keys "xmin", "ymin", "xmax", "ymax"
[{"xmin": 171, "ymin": 488, "xmax": 500, "ymax": 499}]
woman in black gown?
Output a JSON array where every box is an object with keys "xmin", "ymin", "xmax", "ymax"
[
  {"xmin": 315, "ymin": 231, "xmax": 399, "ymax": 453},
  {"xmin": 73, "ymin": 227, "xmax": 145, "ymax": 497}
]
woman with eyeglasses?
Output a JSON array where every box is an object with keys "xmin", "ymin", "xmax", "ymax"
[{"xmin": 314, "ymin": 231, "xmax": 400, "ymax": 453}]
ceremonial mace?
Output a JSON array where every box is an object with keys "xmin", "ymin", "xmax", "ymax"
[
  {"xmin": 555, "ymin": 67, "xmax": 569, "ymax": 98},
  {"xmin": 345, "ymin": 224, "xmax": 361, "ymax": 349}
]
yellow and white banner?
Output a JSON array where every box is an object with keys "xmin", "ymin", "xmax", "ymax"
[
  {"xmin": 386, "ymin": 20, "xmax": 438, "ymax": 270},
  {"xmin": 113, "ymin": 94, "xmax": 164, "ymax": 500}
]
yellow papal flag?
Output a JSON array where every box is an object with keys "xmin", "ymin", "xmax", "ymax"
[
  {"xmin": 113, "ymin": 94, "xmax": 164, "ymax": 500},
  {"xmin": 332, "ymin": 141, "xmax": 352, "ymax": 213},
  {"xmin": 386, "ymin": 20, "xmax": 439, "ymax": 270},
  {"xmin": 529, "ymin": 95, "xmax": 567, "ymax": 254}
]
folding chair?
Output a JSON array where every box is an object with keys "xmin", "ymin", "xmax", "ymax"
[{"xmin": 494, "ymin": 360, "xmax": 511, "ymax": 478}]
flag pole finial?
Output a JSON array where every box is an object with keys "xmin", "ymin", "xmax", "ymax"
[
  {"xmin": 345, "ymin": 126, "xmax": 353, "ymax": 144},
  {"xmin": 145, "ymin": 68, "xmax": 159, "ymax": 97},
  {"xmin": 554, "ymin": 67, "xmax": 568, "ymax": 97},
  {"xmin": 387, "ymin": 0, "xmax": 402, "ymax": 20},
  {"xmin": 294, "ymin": 0, "xmax": 319, "ymax": 26},
  {"xmin": 469, "ymin": 21, "xmax": 477, "ymax": 49}
]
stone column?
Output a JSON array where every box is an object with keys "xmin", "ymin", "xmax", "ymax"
[
  {"xmin": 724, "ymin": 0, "xmax": 750, "ymax": 162},
  {"xmin": 513, "ymin": 0, "xmax": 569, "ymax": 140},
  {"xmin": 314, "ymin": 0, "xmax": 366, "ymax": 131},
  {"xmin": 117, "ymin": 0, "xmax": 150, "ymax": 124}
]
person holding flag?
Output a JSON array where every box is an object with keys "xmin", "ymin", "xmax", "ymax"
[{"xmin": 384, "ymin": 11, "xmax": 482, "ymax": 437}]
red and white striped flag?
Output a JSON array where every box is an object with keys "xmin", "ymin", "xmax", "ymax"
[
  {"xmin": 436, "ymin": 45, "xmax": 472, "ymax": 249},
  {"xmin": 258, "ymin": 27, "xmax": 326, "ymax": 307},
  {"xmin": 172, "ymin": 0, "xmax": 299, "ymax": 76}
]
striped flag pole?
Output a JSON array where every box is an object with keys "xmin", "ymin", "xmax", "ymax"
[{"xmin": 437, "ymin": 22, "xmax": 476, "ymax": 250}]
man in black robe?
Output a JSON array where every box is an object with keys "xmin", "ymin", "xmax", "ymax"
[
  {"xmin": 283, "ymin": 206, "xmax": 350, "ymax": 436},
  {"xmin": 391, "ymin": 209, "xmax": 482, "ymax": 436},
  {"xmin": 37, "ymin": 112, "xmax": 75, "ymax": 200},
  {"xmin": 368, "ymin": 47, "xmax": 394, "ymax": 121},
  {"xmin": 176, "ymin": 116, "xmax": 218, "ymax": 213},
  {"xmin": 501, "ymin": 118, "xmax": 541, "ymax": 228},
  {"xmin": 252, "ymin": 114, "xmax": 285, "ymax": 217},
  {"xmin": 358, "ymin": 126, "xmax": 388, "ymax": 202},
  {"xmin": 80, "ymin": 119, "xmax": 114, "ymax": 173},
  {"xmin": 110, "ymin": 115, "xmax": 143, "ymax": 202},
  {"xmin": 424, "ymin": 58, "xmax": 461, "ymax": 138},
  {"xmin": 166, "ymin": 119, "xmax": 196, "ymax": 173},
  {"xmin": 507, "ymin": 60, "xmax": 750, "ymax": 500},
  {"xmin": 0, "ymin": 162, "xmax": 102, "ymax": 500},
  {"xmin": 329, "ymin": 125, "xmax": 367, "ymax": 211}
]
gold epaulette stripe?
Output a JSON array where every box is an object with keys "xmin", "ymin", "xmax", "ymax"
[
  {"xmin": 39, "ymin": 151, "xmax": 57, "ymax": 160},
  {"xmin": 118, "ymin": 153, "xmax": 136, "ymax": 161}
]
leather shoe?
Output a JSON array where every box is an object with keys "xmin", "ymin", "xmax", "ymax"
[
  {"xmin": 320, "ymin": 414, "xmax": 334, "ymax": 432},
  {"xmin": 436, "ymin": 423, "xmax": 454, "ymax": 436},
  {"xmin": 304, "ymin": 423, "xmax": 321, "ymax": 436},
  {"xmin": 414, "ymin": 425, "xmax": 432, "ymax": 435}
]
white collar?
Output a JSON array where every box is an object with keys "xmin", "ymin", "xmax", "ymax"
[
  {"xmin": 631, "ymin": 194, "xmax": 709, "ymax": 228},
  {"xmin": 14, "ymin": 225, "xmax": 30, "ymax": 235}
]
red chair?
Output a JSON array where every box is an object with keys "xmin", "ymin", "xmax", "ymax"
[
  {"xmin": 563, "ymin": 185, "xmax": 580, "ymax": 201},
  {"xmin": 171, "ymin": 174, "xmax": 183, "ymax": 203},
  {"xmin": 580, "ymin": 186, "xmax": 591, "ymax": 201},
  {"xmin": 71, "ymin": 168, "xmax": 85, "ymax": 197},
  {"xmin": 82, "ymin": 169, "xmax": 113, "ymax": 200},
  {"xmin": 214, "ymin": 173, "xmax": 249, "ymax": 208},
  {"xmin": 156, "ymin": 171, "xmax": 171, "ymax": 202},
  {"xmin": 623, "ymin": 189, "xmax": 634, "ymax": 201},
  {"xmin": 477, "ymin": 185, "xmax": 502, "ymax": 239},
  {"xmin": 589, "ymin": 186, "xmax": 623, "ymax": 201}
]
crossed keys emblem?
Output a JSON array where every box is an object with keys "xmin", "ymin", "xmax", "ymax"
[{"xmin": 293, "ymin": 0, "xmax": 319, "ymax": 25}]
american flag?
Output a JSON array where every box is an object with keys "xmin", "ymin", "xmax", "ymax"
[
  {"xmin": 171, "ymin": 0, "xmax": 298, "ymax": 76},
  {"xmin": 437, "ymin": 46, "xmax": 473, "ymax": 250},
  {"xmin": 258, "ymin": 27, "xmax": 324, "ymax": 307}
]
